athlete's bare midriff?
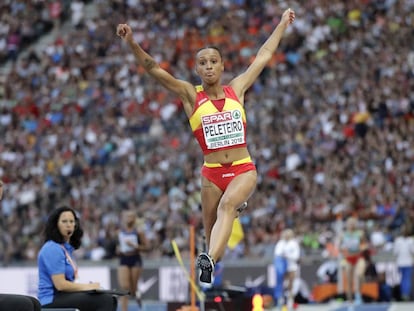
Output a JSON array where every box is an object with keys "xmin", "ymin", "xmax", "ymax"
[{"xmin": 203, "ymin": 146, "xmax": 251, "ymax": 164}]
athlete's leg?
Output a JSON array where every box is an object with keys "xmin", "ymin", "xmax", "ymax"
[
  {"xmin": 131, "ymin": 266, "xmax": 142, "ymax": 306},
  {"xmin": 354, "ymin": 258, "xmax": 366, "ymax": 304},
  {"xmin": 200, "ymin": 176, "xmax": 222, "ymax": 248},
  {"xmin": 399, "ymin": 266, "xmax": 413, "ymax": 300},
  {"xmin": 286, "ymin": 270, "xmax": 296, "ymax": 308},
  {"xmin": 274, "ymin": 257, "xmax": 287, "ymax": 304},
  {"xmin": 344, "ymin": 263, "xmax": 354, "ymax": 302},
  {"xmin": 198, "ymin": 176, "xmax": 222, "ymax": 286},
  {"xmin": 208, "ymin": 170, "xmax": 257, "ymax": 262},
  {"xmin": 117, "ymin": 265, "xmax": 131, "ymax": 311}
]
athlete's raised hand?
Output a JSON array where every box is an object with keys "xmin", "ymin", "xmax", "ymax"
[
  {"xmin": 117, "ymin": 24, "xmax": 133, "ymax": 43},
  {"xmin": 281, "ymin": 8, "xmax": 295, "ymax": 26}
]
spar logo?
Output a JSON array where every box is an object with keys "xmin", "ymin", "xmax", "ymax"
[
  {"xmin": 202, "ymin": 111, "xmax": 231, "ymax": 124},
  {"xmin": 202, "ymin": 110, "xmax": 241, "ymax": 124}
]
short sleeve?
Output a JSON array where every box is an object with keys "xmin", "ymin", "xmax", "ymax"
[{"xmin": 40, "ymin": 242, "xmax": 66, "ymax": 276}]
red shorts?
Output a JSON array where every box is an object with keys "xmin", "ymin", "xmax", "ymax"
[
  {"xmin": 201, "ymin": 156, "xmax": 256, "ymax": 192},
  {"xmin": 345, "ymin": 254, "xmax": 360, "ymax": 266}
]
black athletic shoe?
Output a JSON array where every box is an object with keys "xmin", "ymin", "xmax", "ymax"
[
  {"xmin": 197, "ymin": 252, "xmax": 215, "ymax": 288},
  {"xmin": 135, "ymin": 291, "xmax": 142, "ymax": 308}
]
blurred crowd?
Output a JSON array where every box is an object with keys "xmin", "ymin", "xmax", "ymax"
[
  {"xmin": 0, "ymin": 0, "xmax": 88, "ymax": 63},
  {"xmin": 0, "ymin": 0, "xmax": 413, "ymax": 265}
]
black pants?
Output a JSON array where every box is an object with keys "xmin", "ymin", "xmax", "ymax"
[
  {"xmin": 0, "ymin": 294, "xmax": 41, "ymax": 311},
  {"xmin": 42, "ymin": 292, "xmax": 117, "ymax": 311}
]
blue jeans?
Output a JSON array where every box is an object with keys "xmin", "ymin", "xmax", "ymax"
[
  {"xmin": 274, "ymin": 256, "xmax": 287, "ymax": 303},
  {"xmin": 399, "ymin": 266, "xmax": 413, "ymax": 299}
]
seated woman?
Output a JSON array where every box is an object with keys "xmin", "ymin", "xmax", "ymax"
[{"xmin": 37, "ymin": 206, "xmax": 117, "ymax": 311}]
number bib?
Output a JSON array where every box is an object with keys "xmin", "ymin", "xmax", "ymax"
[{"xmin": 201, "ymin": 109, "xmax": 245, "ymax": 150}]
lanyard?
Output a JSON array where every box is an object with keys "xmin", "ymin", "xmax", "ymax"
[{"xmin": 60, "ymin": 244, "xmax": 79, "ymax": 280}]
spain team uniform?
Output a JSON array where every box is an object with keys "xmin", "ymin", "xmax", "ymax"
[{"xmin": 189, "ymin": 85, "xmax": 256, "ymax": 191}]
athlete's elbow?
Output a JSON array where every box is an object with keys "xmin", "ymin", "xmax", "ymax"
[{"xmin": 256, "ymin": 49, "xmax": 273, "ymax": 62}]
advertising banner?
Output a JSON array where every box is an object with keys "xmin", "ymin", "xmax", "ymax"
[{"xmin": 0, "ymin": 266, "xmax": 111, "ymax": 297}]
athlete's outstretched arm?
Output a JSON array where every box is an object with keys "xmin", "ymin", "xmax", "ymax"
[
  {"xmin": 231, "ymin": 8, "xmax": 295, "ymax": 97},
  {"xmin": 117, "ymin": 24, "xmax": 195, "ymax": 113}
]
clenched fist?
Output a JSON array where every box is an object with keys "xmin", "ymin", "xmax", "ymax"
[{"xmin": 117, "ymin": 24, "xmax": 133, "ymax": 42}]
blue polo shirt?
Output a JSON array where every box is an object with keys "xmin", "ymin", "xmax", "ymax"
[{"xmin": 37, "ymin": 240, "xmax": 76, "ymax": 305}]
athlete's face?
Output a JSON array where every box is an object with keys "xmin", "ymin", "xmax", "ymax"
[
  {"xmin": 124, "ymin": 211, "xmax": 136, "ymax": 227},
  {"xmin": 58, "ymin": 211, "xmax": 76, "ymax": 242},
  {"xmin": 195, "ymin": 48, "xmax": 224, "ymax": 84}
]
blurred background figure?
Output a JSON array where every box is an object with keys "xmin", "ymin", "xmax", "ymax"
[
  {"xmin": 273, "ymin": 228, "xmax": 300, "ymax": 309},
  {"xmin": 274, "ymin": 229, "xmax": 288, "ymax": 307},
  {"xmin": 117, "ymin": 210, "xmax": 149, "ymax": 310},
  {"xmin": 393, "ymin": 224, "xmax": 414, "ymax": 301},
  {"xmin": 340, "ymin": 217, "xmax": 368, "ymax": 306},
  {"xmin": 317, "ymin": 236, "xmax": 340, "ymax": 284}
]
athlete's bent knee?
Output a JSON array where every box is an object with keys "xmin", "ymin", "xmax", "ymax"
[{"xmin": 218, "ymin": 197, "xmax": 238, "ymax": 214}]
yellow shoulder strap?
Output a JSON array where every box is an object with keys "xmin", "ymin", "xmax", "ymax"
[{"xmin": 195, "ymin": 85, "xmax": 204, "ymax": 92}]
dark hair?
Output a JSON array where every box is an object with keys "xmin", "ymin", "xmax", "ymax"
[
  {"xmin": 196, "ymin": 46, "xmax": 223, "ymax": 59},
  {"xmin": 43, "ymin": 206, "xmax": 84, "ymax": 249}
]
